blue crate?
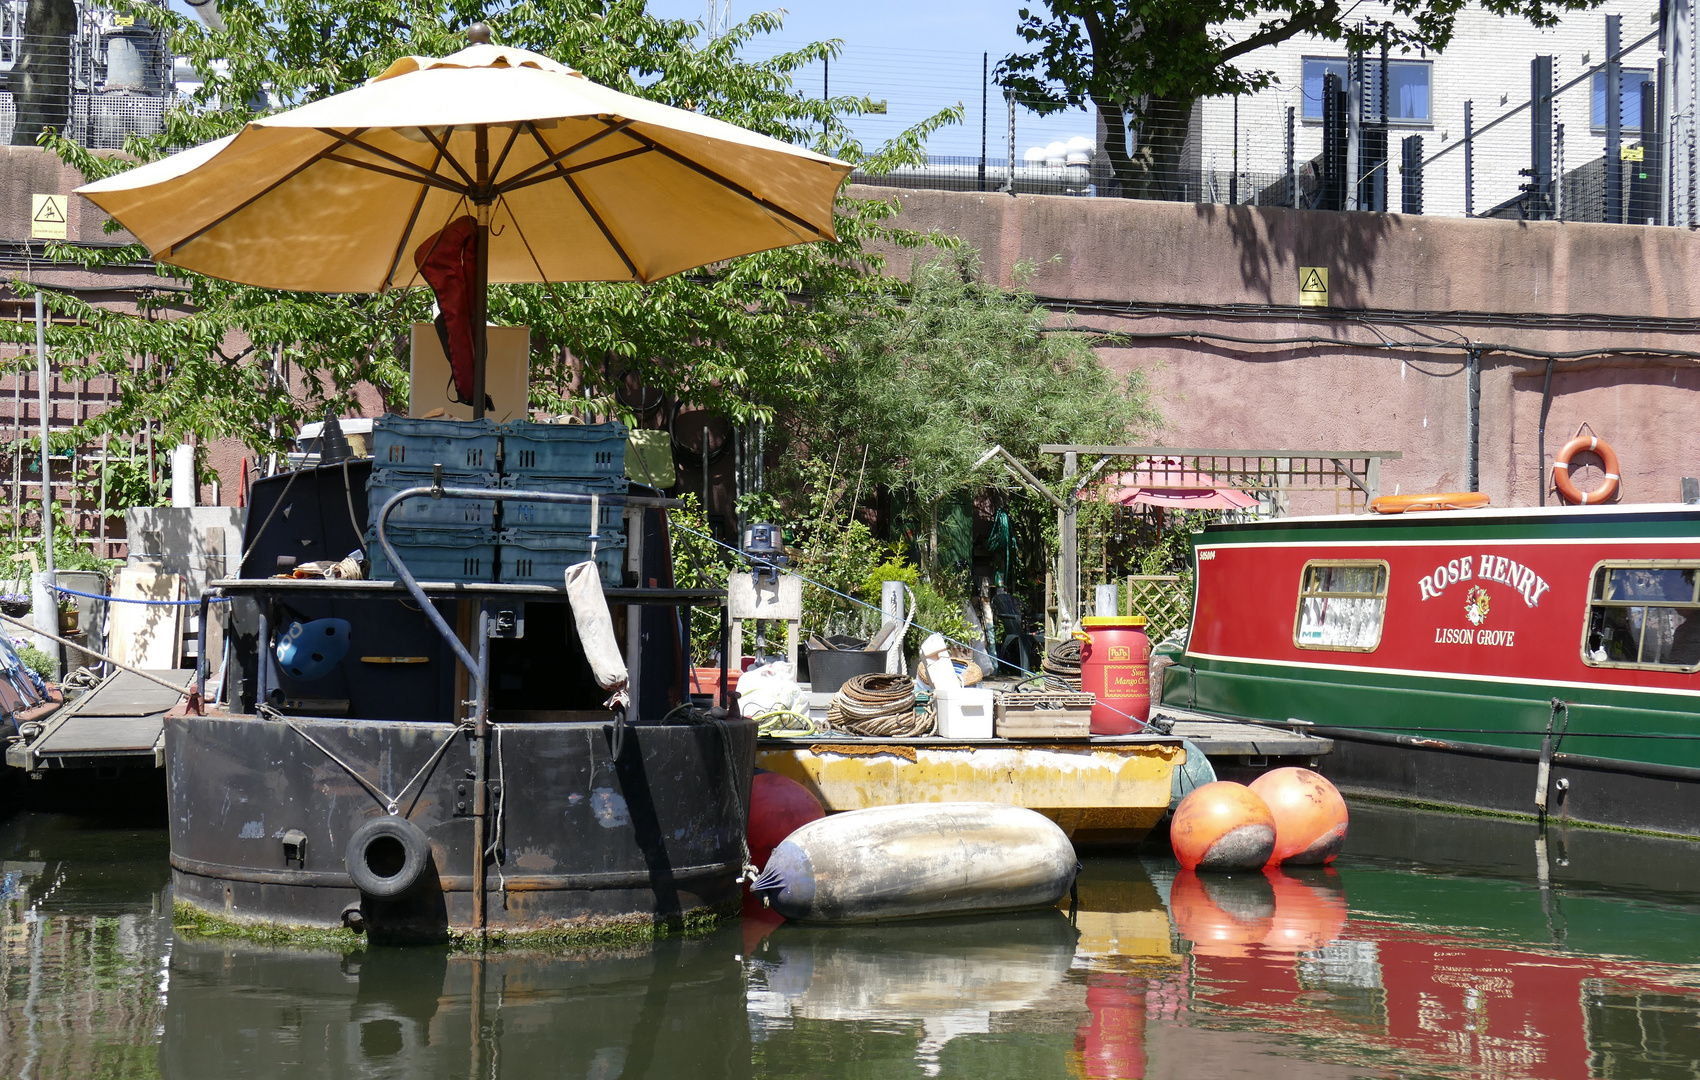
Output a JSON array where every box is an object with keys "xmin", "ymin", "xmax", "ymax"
[
  {"xmin": 368, "ymin": 470, "xmax": 499, "ymax": 530},
  {"xmin": 373, "ymin": 416, "xmax": 498, "ymax": 472},
  {"xmin": 497, "ymin": 476, "xmax": 627, "ymax": 536},
  {"xmin": 499, "ymin": 529, "xmax": 625, "ymax": 588},
  {"xmin": 366, "ymin": 524, "xmax": 498, "ymax": 584},
  {"xmin": 500, "ymin": 420, "xmax": 627, "ymax": 478}
]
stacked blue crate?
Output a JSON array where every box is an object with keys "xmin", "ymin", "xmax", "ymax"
[
  {"xmin": 365, "ymin": 417, "xmax": 501, "ymax": 583},
  {"xmin": 497, "ymin": 421, "xmax": 629, "ymax": 587}
]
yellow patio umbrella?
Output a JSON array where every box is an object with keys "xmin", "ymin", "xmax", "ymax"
[{"xmin": 75, "ymin": 28, "xmax": 853, "ymax": 415}]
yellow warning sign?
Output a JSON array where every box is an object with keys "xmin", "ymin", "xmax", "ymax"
[
  {"xmin": 30, "ymin": 194, "xmax": 67, "ymax": 240},
  {"xmin": 1299, "ymin": 266, "xmax": 1328, "ymax": 307},
  {"xmin": 1621, "ymin": 145, "xmax": 1645, "ymax": 162}
]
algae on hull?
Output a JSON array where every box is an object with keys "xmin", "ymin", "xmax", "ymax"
[{"xmin": 172, "ymin": 898, "xmax": 740, "ymax": 951}]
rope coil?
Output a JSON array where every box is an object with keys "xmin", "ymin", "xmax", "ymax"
[{"xmin": 827, "ymin": 672, "xmax": 930, "ymax": 737}]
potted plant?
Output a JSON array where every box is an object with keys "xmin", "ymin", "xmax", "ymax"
[
  {"xmin": 57, "ymin": 598, "xmax": 78, "ymax": 635},
  {"xmin": 0, "ymin": 591, "xmax": 28, "ymax": 618}
]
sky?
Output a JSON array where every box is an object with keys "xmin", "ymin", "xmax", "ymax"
[
  {"xmin": 628, "ymin": 1, "xmax": 1097, "ymax": 161},
  {"xmin": 162, "ymin": 0, "xmax": 1098, "ymax": 160}
]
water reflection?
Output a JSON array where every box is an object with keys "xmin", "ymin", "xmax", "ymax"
[
  {"xmin": 161, "ymin": 933, "xmax": 751, "ymax": 1079},
  {"xmin": 8, "ymin": 804, "xmax": 1700, "ymax": 1077}
]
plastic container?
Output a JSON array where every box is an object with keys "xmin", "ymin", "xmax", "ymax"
[
  {"xmin": 1077, "ymin": 616, "xmax": 1152, "ymax": 734},
  {"xmin": 935, "ymin": 686, "xmax": 994, "ymax": 739},
  {"xmin": 806, "ymin": 647, "xmax": 885, "ymax": 694},
  {"xmin": 499, "ymin": 529, "xmax": 625, "ymax": 587},
  {"xmin": 500, "ymin": 420, "xmax": 627, "ymax": 478},
  {"xmin": 497, "ymin": 475, "xmax": 626, "ymax": 536},
  {"xmin": 367, "ymin": 470, "xmax": 499, "ymax": 529},
  {"xmin": 366, "ymin": 525, "xmax": 497, "ymax": 584},
  {"xmin": 372, "ymin": 416, "xmax": 498, "ymax": 472}
]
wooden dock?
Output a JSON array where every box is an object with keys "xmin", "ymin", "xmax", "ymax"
[{"xmin": 5, "ymin": 668, "xmax": 190, "ymax": 772}]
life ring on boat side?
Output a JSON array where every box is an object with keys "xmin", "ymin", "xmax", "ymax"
[
  {"xmin": 1552, "ymin": 436, "xmax": 1620, "ymax": 505},
  {"xmin": 346, "ymin": 815, "xmax": 432, "ymax": 898},
  {"xmin": 1368, "ymin": 492, "xmax": 1492, "ymax": 514}
]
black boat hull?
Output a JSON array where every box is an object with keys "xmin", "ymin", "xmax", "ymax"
[{"xmin": 167, "ymin": 711, "xmax": 755, "ymax": 939}]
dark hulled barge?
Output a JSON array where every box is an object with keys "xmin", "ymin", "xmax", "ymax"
[{"xmin": 172, "ymin": 420, "xmax": 753, "ymax": 942}]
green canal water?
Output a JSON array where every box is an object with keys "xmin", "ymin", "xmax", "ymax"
[{"xmin": 5, "ymin": 803, "xmax": 1700, "ymax": 1079}]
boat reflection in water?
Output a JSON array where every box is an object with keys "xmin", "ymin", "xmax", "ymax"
[
  {"xmin": 13, "ymin": 805, "xmax": 1700, "ymax": 1077},
  {"xmin": 159, "ymin": 932, "xmax": 752, "ymax": 1079}
]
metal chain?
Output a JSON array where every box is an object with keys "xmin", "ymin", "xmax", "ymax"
[{"xmin": 267, "ymin": 706, "xmax": 468, "ymax": 816}]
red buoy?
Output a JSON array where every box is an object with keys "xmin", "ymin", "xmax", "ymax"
[
  {"xmin": 1077, "ymin": 616, "xmax": 1152, "ymax": 734},
  {"xmin": 747, "ymin": 770, "xmax": 825, "ymax": 871},
  {"xmin": 1248, "ymin": 768, "xmax": 1349, "ymax": 867},
  {"xmin": 1170, "ymin": 781, "xmax": 1275, "ymax": 871}
]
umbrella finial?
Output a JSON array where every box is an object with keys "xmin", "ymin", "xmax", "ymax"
[{"xmin": 466, "ymin": 22, "xmax": 492, "ymax": 43}]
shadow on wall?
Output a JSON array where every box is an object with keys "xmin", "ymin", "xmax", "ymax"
[{"xmin": 1198, "ymin": 204, "xmax": 1396, "ymax": 305}]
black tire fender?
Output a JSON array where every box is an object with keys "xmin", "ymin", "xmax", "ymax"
[{"xmin": 345, "ymin": 816, "xmax": 431, "ymax": 898}]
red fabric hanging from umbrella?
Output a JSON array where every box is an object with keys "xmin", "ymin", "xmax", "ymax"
[{"xmin": 414, "ymin": 216, "xmax": 482, "ymax": 408}]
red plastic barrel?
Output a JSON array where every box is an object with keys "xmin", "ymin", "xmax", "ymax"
[{"xmin": 1077, "ymin": 615, "xmax": 1151, "ymax": 734}]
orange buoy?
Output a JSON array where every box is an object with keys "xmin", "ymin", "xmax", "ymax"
[
  {"xmin": 1170, "ymin": 781, "xmax": 1276, "ymax": 871},
  {"xmin": 747, "ymin": 770, "xmax": 825, "ymax": 871},
  {"xmin": 1168, "ymin": 869, "xmax": 1274, "ymax": 957},
  {"xmin": 1259, "ymin": 868, "xmax": 1348, "ymax": 952},
  {"xmin": 1248, "ymin": 767, "xmax": 1349, "ymax": 867}
]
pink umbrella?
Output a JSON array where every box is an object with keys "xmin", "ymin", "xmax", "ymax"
[{"xmin": 1103, "ymin": 457, "xmax": 1260, "ymax": 511}]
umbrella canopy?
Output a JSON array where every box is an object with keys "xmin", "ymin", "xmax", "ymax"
[
  {"xmin": 1104, "ymin": 458, "xmax": 1260, "ymax": 512},
  {"xmin": 75, "ymin": 41, "xmax": 851, "ymax": 293}
]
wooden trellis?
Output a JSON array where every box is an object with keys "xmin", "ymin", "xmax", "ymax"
[{"xmin": 1125, "ymin": 574, "xmax": 1192, "ymax": 641}]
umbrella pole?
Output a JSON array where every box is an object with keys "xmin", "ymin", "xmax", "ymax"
[{"xmin": 471, "ymin": 125, "xmax": 490, "ymax": 422}]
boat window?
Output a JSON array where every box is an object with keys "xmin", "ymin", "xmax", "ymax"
[
  {"xmin": 1584, "ymin": 563, "xmax": 1700, "ymax": 671},
  {"xmin": 1294, "ymin": 561, "xmax": 1389, "ymax": 651}
]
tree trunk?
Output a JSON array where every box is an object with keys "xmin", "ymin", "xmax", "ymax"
[
  {"xmin": 1137, "ymin": 95, "xmax": 1196, "ymax": 202},
  {"xmin": 13, "ymin": 0, "xmax": 75, "ymax": 146}
]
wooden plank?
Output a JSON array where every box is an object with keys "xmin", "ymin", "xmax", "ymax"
[
  {"xmin": 35, "ymin": 715, "xmax": 165, "ymax": 755},
  {"xmin": 75, "ymin": 668, "xmax": 191, "ymax": 716},
  {"xmin": 109, "ymin": 567, "xmax": 182, "ymax": 669}
]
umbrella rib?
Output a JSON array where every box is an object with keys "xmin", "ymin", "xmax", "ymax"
[
  {"xmin": 619, "ymin": 129, "xmax": 830, "ymax": 239},
  {"xmin": 323, "ymin": 153, "xmax": 467, "ymax": 196},
  {"xmin": 488, "ymin": 122, "xmax": 524, "ymax": 188},
  {"xmin": 418, "ymin": 125, "xmax": 476, "ymax": 188},
  {"xmin": 380, "ymin": 145, "xmax": 445, "ymax": 290},
  {"xmin": 316, "ymin": 128, "xmax": 470, "ymax": 195},
  {"xmin": 160, "ymin": 143, "xmax": 344, "ymax": 256},
  {"xmin": 497, "ymin": 145, "xmax": 652, "ymax": 195},
  {"xmin": 495, "ymin": 118, "xmax": 636, "ymax": 193},
  {"xmin": 565, "ymin": 172, "xmax": 640, "ymax": 280},
  {"xmin": 520, "ymin": 121, "xmax": 639, "ymax": 279}
]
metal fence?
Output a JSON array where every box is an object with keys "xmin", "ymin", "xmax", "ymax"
[{"xmin": 849, "ymin": 18, "xmax": 1672, "ymax": 225}]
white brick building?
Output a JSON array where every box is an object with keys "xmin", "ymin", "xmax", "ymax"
[{"xmin": 1188, "ymin": 2, "xmax": 1662, "ymax": 219}]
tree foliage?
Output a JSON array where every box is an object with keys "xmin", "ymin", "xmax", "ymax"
[
  {"xmin": 998, "ymin": 0, "xmax": 1599, "ymax": 198},
  {"xmin": 23, "ymin": 0, "xmax": 962, "ymax": 456},
  {"xmin": 773, "ymin": 248, "xmax": 1156, "ymax": 508}
]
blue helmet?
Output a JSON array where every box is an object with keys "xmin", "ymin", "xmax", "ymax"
[{"xmin": 276, "ymin": 618, "xmax": 351, "ymax": 681}]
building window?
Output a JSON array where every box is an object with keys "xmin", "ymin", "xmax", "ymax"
[
  {"xmin": 1301, "ymin": 58, "xmax": 1432, "ymax": 123},
  {"xmin": 1592, "ymin": 68, "xmax": 1655, "ymax": 134},
  {"xmin": 1583, "ymin": 563, "xmax": 1700, "ymax": 670},
  {"xmin": 1295, "ymin": 561, "xmax": 1389, "ymax": 651},
  {"xmin": 1302, "ymin": 57, "xmax": 1348, "ymax": 121}
]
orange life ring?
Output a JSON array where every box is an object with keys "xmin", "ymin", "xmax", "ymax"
[
  {"xmin": 1552, "ymin": 436, "xmax": 1620, "ymax": 505},
  {"xmin": 1369, "ymin": 492, "xmax": 1492, "ymax": 514}
]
